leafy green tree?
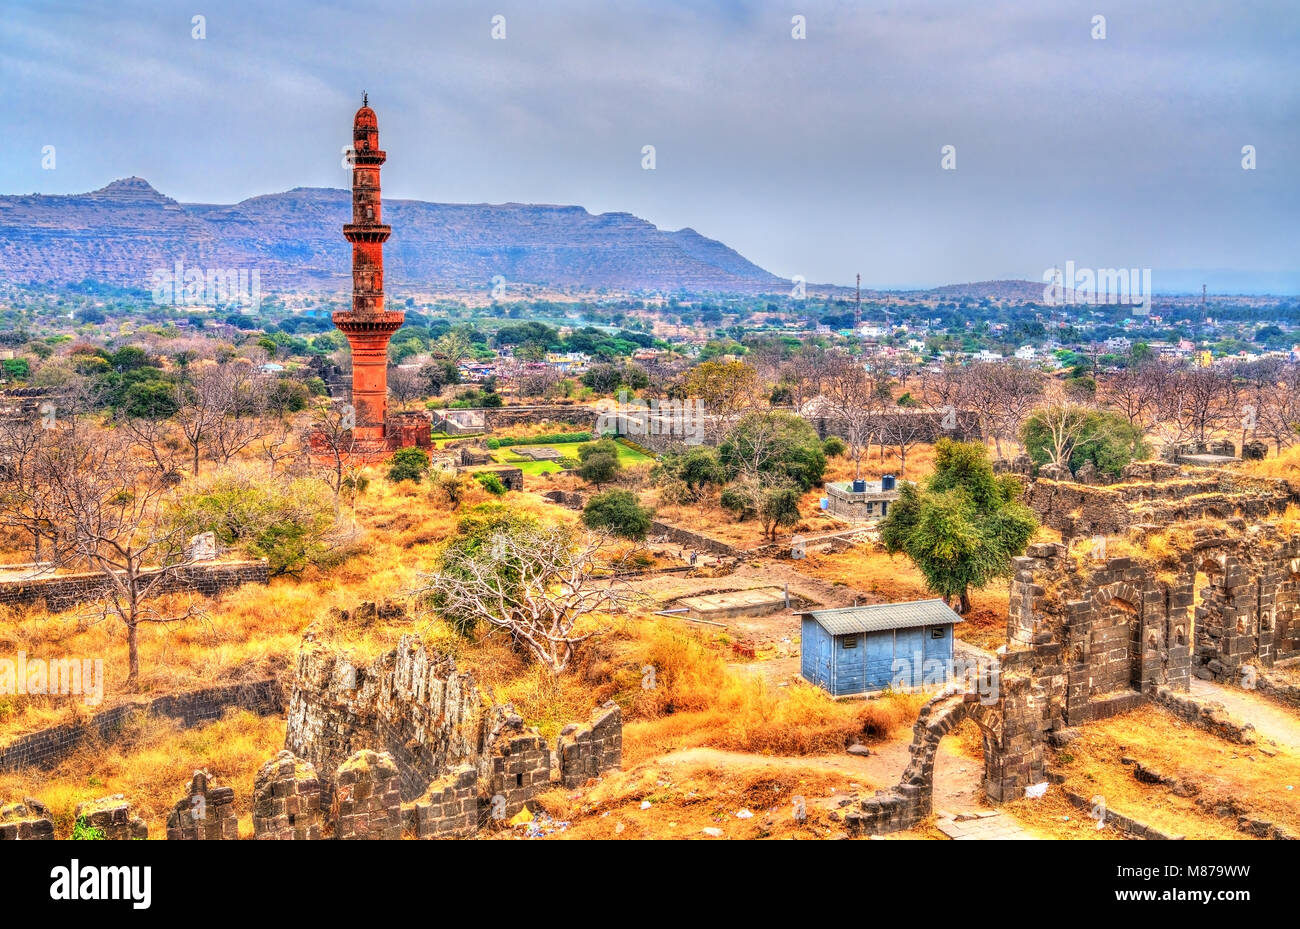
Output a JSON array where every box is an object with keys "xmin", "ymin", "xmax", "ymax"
[
  {"xmin": 388, "ymin": 447, "xmax": 430, "ymax": 483},
  {"xmin": 719, "ymin": 411, "xmax": 826, "ymax": 490},
  {"xmin": 656, "ymin": 446, "xmax": 725, "ymax": 499},
  {"xmin": 1020, "ymin": 406, "xmax": 1149, "ymax": 478},
  {"xmin": 121, "ymin": 380, "xmax": 179, "ymax": 419},
  {"xmin": 576, "ymin": 437, "xmax": 622, "ymax": 486},
  {"xmin": 583, "ymin": 489, "xmax": 653, "ymax": 540},
  {"xmin": 758, "ymin": 484, "xmax": 802, "ymax": 540},
  {"xmin": 429, "ymin": 503, "xmax": 542, "ymax": 635},
  {"xmin": 879, "ymin": 439, "xmax": 1037, "ymax": 613},
  {"xmin": 1, "ymin": 358, "xmax": 30, "ymax": 380},
  {"xmin": 168, "ymin": 471, "xmax": 340, "ymax": 576}
]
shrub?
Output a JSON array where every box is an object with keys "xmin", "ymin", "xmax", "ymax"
[
  {"xmin": 474, "ymin": 472, "xmax": 507, "ymax": 495},
  {"xmin": 720, "ymin": 485, "xmax": 757, "ymax": 519},
  {"xmin": 168, "ymin": 470, "xmax": 341, "ymax": 577},
  {"xmin": 388, "ymin": 447, "xmax": 430, "ymax": 483},
  {"xmin": 822, "ymin": 436, "xmax": 847, "ymax": 458},
  {"xmin": 583, "ymin": 489, "xmax": 653, "ymax": 540},
  {"xmin": 491, "ymin": 431, "xmax": 592, "ymax": 449}
]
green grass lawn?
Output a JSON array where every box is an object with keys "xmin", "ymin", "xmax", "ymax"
[{"xmin": 492, "ymin": 440, "xmax": 653, "ymax": 475}]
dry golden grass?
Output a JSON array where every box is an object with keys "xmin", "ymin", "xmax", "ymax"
[
  {"xmin": 0, "ymin": 471, "xmax": 563, "ymax": 740},
  {"xmin": 529, "ymin": 762, "xmax": 862, "ymax": 840},
  {"xmin": 1241, "ymin": 444, "xmax": 1300, "ymax": 481},
  {"xmin": 1051, "ymin": 705, "xmax": 1300, "ymax": 839},
  {"xmin": 0, "ymin": 709, "xmax": 284, "ymax": 839}
]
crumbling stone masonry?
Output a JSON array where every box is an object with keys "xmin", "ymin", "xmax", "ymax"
[
  {"xmin": 558, "ymin": 702, "xmax": 623, "ymax": 788},
  {"xmin": 331, "ymin": 750, "xmax": 403, "ymax": 840},
  {"xmin": 408, "ymin": 765, "xmax": 479, "ymax": 839},
  {"xmin": 1154, "ymin": 688, "xmax": 1256, "ymax": 745},
  {"xmin": 286, "ymin": 629, "xmax": 484, "ymax": 800},
  {"xmin": 253, "ymin": 751, "xmax": 323, "ymax": 840},
  {"xmin": 486, "ymin": 709, "xmax": 554, "ymax": 818},
  {"xmin": 286, "ymin": 622, "xmax": 625, "ymax": 813},
  {"xmin": 166, "ymin": 770, "xmax": 238, "ymax": 840},
  {"xmin": 0, "ymin": 797, "xmax": 54, "ymax": 840},
  {"xmin": 1023, "ymin": 466, "xmax": 1292, "ymax": 540},
  {"xmin": 1009, "ymin": 542, "xmax": 1191, "ymax": 718},
  {"xmin": 75, "ymin": 795, "xmax": 148, "ymax": 840},
  {"xmin": 843, "ymin": 677, "xmax": 1050, "ymax": 836}
]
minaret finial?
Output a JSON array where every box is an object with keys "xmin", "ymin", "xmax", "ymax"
[{"xmin": 362, "ymin": 91, "xmax": 368, "ymax": 107}]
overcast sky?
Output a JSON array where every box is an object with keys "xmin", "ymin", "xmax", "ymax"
[{"xmin": 3, "ymin": 0, "xmax": 1297, "ymax": 290}]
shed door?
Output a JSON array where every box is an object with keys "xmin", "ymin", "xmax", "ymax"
[
  {"xmin": 894, "ymin": 628, "xmax": 925, "ymax": 688},
  {"xmin": 865, "ymin": 632, "xmax": 894, "ymax": 690}
]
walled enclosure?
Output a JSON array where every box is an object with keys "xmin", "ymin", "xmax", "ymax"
[{"xmin": 843, "ymin": 515, "xmax": 1300, "ymax": 835}]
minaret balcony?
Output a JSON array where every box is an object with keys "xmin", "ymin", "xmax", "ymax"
[{"xmin": 343, "ymin": 224, "xmax": 391, "ymax": 242}]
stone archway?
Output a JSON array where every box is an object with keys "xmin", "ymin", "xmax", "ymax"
[
  {"xmin": 899, "ymin": 690, "xmax": 1003, "ymax": 817},
  {"xmin": 844, "ymin": 686, "xmax": 1012, "ymax": 835}
]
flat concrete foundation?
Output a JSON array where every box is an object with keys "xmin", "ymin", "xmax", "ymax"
[{"xmin": 676, "ymin": 587, "xmax": 791, "ymax": 620}]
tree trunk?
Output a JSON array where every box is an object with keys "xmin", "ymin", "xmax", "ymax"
[
  {"xmin": 192, "ymin": 443, "xmax": 201, "ymax": 476},
  {"xmin": 127, "ymin": 619, "xmax": 140, "ymax": 686}
]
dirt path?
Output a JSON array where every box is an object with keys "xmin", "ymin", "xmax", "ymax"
[
  {"xmin": 653, "ymin": 737, "xmax": 988, "ymax": 816},
  {"xmin": 1190, "ymin": 678, "xmax": 1300, "ymax": 753}
]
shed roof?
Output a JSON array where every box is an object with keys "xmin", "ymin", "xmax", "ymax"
[{"xmin": 800, "ymin": 599, "xmax": 963, "ymax": 635}]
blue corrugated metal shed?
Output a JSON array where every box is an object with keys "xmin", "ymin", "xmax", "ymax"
[
  {"xmin": 799, "ymin": 599, "xmax": 963, "ymax": 635},
  {"xmin": 799, "ymin": 600, "xmax": 963, "ymax": 696}
]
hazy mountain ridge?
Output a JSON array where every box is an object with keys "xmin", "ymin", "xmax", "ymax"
[{"xmin": 0, "ymin": 178, "xmax": 791, "ymax": 294}]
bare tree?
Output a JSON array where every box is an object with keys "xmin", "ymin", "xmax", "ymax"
[
  {"xmin": 421, "ymin": 526, "xmax": 630, "ymax": 675},
  {"xmin": 1023, "ymin": 403, "xmax": 1094, "ymax": 470},
  {"xmin": 304, "ymin": 399, "xmax": 357, "ymax": 508},
  {"xmin": 0, "ymin": 416, "xmax": 62, "ymax": 562},
  {"xmin": 0, "ymin": 430, "xmax": 203, "ymax": 684},
  {"xmin": 516, "ymin": 365, "xmax": 563, "ymax": 400},
  {"xmin": 814, "ymin": 351, "xmax": 885, "ymax": 480},
  {"xmin": 118, "ymin": 412, "xmax": 185, "ymax": 478},
  {"xmin": 876, "ymin": 405, "xmax": 931, "ymax": 477},
  {"xmin": 1153, "ymin": 365, "xmax": 1234, "ymax": 447},
  {"xmin": 968, "ymin": 362, "xmax": 1044, "ymax": 456},
  {"xmin": 388, "ymin": 365, "xmax": 426, "ymax": 411},
  {"xmin": 779, "ymin": 342, "xmax": 828, "ymax": 413},
  {"xmin": 1099, "ymin": 363, "xmax": 1160, "ymax": 429},
  {"xmin": 1256, "ymin": 363, "xmax": 1300, "ymax": 452},
  {"xmin": 258, "ymin": 416, "xmax": 298, "ymax": 475}
]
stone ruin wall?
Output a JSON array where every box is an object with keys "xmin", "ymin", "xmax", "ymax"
[
  {"xmin": 283, "ymin": 613, "xmax": 624, "ymax": 834},
  {"xmin": 1023, "ymin": 465, "xmax": 1294, "ymax": 540},
  {"xmin": 285, "ymin": 629, "xmax": 485, "ymax": 800},
  {"xmin": 0, "ymin": 560, "xmax": 269, "ymax": 612}
]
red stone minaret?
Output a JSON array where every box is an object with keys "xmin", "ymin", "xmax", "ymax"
[{"xmin": 333, "ymin": 94, "xmax": 402, "ymax": 447}]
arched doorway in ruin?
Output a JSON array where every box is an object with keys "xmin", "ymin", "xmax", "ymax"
[
  {"xmin": 899, "ymin": 690, "xmax": 1005, "ymax": 818},
  {"xmin": 1190, "ymin": 552, "xmax": 1228, "ymax": 672},
  {"xmin": 1276, "ymin": 559, "xmax": 1300, "ymax": 661},
  {"xmin": 1088, "ymin": 583, "xmax": 1143, "ymax": 695}
]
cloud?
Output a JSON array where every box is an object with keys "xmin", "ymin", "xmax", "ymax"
[{"xmin": 2, "ymin": 0, "xmax": 1295, "ymax": 287}]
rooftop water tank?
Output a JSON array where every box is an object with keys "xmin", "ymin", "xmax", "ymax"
[
  {"xmin": 882, "ymin": 474, "xmax": 896, "ymax": 491},
  {"xmin": 852, "ymin": 479, "xmax": 867, "ymax": 493}
]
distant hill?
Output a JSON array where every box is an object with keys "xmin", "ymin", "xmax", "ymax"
[{"xmin": 0, "ymin": 178, "xmax": 791, "ymax": 295}]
